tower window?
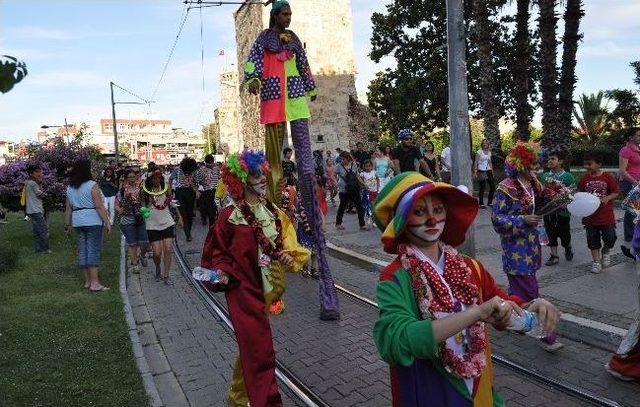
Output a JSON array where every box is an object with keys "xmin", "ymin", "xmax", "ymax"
[{"xmin": 316, "ymin": 134, "xmax": 324, "ymax": 142}]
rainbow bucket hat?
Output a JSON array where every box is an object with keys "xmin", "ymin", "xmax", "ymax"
[{"xmin": 373, "ymin": 172, "xmax": 479, "ymax": 254}]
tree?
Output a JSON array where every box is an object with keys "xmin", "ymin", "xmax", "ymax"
[
  {"xmin": 557, "ymin": 0, "xmax": 585, "ymax": 144},
  {"xmin": 472, "ymin": 0, "xmax": 503, "ymax": 155},
  {"xmin": 537, "ymin": 0, "xmax": 560, "ymax": 148},
  {"xmin": 572, "ymin": 92, "xmax": 611, "ymax": 143},
  {"xmin": 606, "ymin": 60, "xmax": 640, "ymax": 130},
  {"xmin": 368, "ymin": 0, "xmax": 519, "ymax": 136},
  {"xmin": 511, "ymin": 0, "xmax": 534, "ymax": 141},
  {"xmin": 0, "ymin": 55, "xmax": 27, "ymax": 94}
]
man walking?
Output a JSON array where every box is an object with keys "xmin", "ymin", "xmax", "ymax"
[{"xmin": 195, "ymin": 154, "xmax": 220, "ymax": 227}]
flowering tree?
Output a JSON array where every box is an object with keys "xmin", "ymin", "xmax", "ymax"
[{"xmin": 0, "ymin": 138, "xmax": 103, "ymax": 211}]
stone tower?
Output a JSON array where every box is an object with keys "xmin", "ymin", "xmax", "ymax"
[
  {"xmin": 215, "ymin": 66, "xmax": 242, "ymax": 154},
  {"xmin": 232, "ymin": 0, "xmax": 376, "ymax": 153}
]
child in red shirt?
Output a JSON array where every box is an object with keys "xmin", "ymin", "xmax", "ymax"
[{"xmin": 578, "ymin": 152, "xmax": 619, "ymax": 273}]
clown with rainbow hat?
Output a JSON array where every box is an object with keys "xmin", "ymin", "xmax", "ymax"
[
  {"xmin": 199, "ymin": 150, "xmax": 309, "ymax": 407},
  {"xmin": 372, "ymin": 172, "xmax": 560, "ymax": 406}
]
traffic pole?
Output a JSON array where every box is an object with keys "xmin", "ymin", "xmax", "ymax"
[
  {"xmin": 110, "ymin": 81, "xmax": 119, "ymax": 164},
  {"xmin": 446, "ymin": 0, "xmax": 475, "ymax": 257}
]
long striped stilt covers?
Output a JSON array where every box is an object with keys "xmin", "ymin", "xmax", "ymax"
[{"xmin": 243, "ymin": 3, "xmax": 340, "ymax": 320}]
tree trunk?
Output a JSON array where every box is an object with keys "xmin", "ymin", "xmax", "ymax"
[
  {"xmin": 538, "ymin": 0, "xmax": 559, "ymax": 150},
  {"xmin": 473, "ymin": 0, "xmax": 502, "ymax": 155},
  {"xmin": 513, "ymin": 0, "xmax": 532, "ymax": 141},
  {"xmin": 557, "ymin": 0, "xmax": 584, "ymax": 150}
]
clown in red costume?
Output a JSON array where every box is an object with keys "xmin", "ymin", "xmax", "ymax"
[{"xmin": 199, "ymin": 150, "xmax": 309, "ymax": 406}]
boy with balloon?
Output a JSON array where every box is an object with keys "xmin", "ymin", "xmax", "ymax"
[{"xmin": 576, "ymin": 152, "xmax": 620, "ymax": 274}]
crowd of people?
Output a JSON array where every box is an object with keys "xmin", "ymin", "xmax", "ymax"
[{"xmin": 22, "ymin": 154, "xmax": 222, "ymax": 290}]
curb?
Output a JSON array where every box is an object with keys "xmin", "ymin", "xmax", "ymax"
[
  {"xmin": 326, "ymin": 240, "xmax": 629, "ymax": 352},
  {"xmin": 119, "ymin": 237, "xmax": 163, "ymax": 407}
]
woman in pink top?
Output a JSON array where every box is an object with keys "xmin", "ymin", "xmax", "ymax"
[{"xmin": 619, "ymin": 127, "xmax": 640, "ymax": 255}]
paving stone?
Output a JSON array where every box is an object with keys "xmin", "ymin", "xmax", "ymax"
[
  {"xmin": 143, "ymin": 343, "xmax": 172, "ymax": 376},
  {"xmin": 153, "ymin": 371, "xmax": 190, "ymax": 407}
]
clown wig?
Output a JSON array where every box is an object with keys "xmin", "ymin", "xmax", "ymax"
[
  {"xmin": 504, "ymin": 141, "xmax": 541, "ymax": 178},
  {"xmin": 222, "ymin": 150, "xmax": 271, "ymax": 201}
]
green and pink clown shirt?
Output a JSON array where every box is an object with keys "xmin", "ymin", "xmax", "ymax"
[
  {"xmin": 244, "ymin": 28, "xmax": 318, "ymax": 125},
  {"xmin": 374, "ymin": 256, "xmax": 525, "ymax": 407}
]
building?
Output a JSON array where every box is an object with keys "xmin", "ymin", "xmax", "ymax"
[
  {"xmin": 96, "ymin": 118, "xmax": 205, "ymax": 164},
  {"xmin": 35, "ymin": 117, "xmax": 206, "ymax": 165},
  {"xmin": 0, "ymin": 140, "xmax": 17, "ymax": 165},
  {"xmin": 231, "ymin": 0, "xmax": 379, "ymax": 153},
  {"xmin": 215, "ymin": 66, "xmax": 243, "ymax": 155}
]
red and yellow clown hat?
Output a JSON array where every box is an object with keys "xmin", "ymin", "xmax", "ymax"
[{"xmin": 373, "ymin": 172, "xmax": 479, "ymax": 254}]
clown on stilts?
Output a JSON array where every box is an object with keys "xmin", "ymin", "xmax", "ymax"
[
  {"xmin": 243, "ymin": 0, "xmax": 339, "ymax": 320},
  {"xmin": 198, "ymin": 150, "xmax": 310, "ymax": 406},
  {"xmin": 372, "ymin": 173, "xmax": 561, "ymax": 406}
]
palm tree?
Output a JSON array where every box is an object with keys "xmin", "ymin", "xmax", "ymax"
[
  {"xmin": 557, "ymin": 0, "xmax": 585, "ymax": 144},
  {"xmin": 572, "ymin": 92, "xmax": 611, "ymax": 143},
  {"xmin": 472, "ymin": 0, "xmax": 502, "ymax": 154},
  {"xmin": 537, "ymin": 0, "xmax": 560, "ymax": 149},
  {"xmin": 512, "ymin": 0, "xmax": 533, "ymax": 141}
]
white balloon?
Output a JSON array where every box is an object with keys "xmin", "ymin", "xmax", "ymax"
[{"xmin": 567, "ymin": 192, "xmax": 601, "ymax": 218}]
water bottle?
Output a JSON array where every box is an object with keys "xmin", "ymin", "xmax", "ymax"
[
  {"xmin": 507, "ymin": 310, "xmax": 546, "ymax": 338},
  {"xmin": 192, "ymin": 266, "xmax": 220, "ymax": 283},
  {"xmin": 537, "ymin": 222, "xmax": 549, "ymax": 246}
]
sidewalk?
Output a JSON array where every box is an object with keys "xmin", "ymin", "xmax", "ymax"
[{"xmin": 324, "ymin": 205, "xmax": 639, "ymax": 331}]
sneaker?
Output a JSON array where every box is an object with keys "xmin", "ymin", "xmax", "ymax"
[
  {"xmin": 604, "ymin": 362, "xmax": 637, "ymax": 382},
  {"xmin": 541, "ymin": 341, "xmax": 564, "ymax": 353},
  {"xmin": 155, "ymin": 268, "xmax": 162, "ymax": 282},
  {"xmin": 591, "ymin": 261, "xmax": 602, "ymax": 274},
  {"xmin": 163, "ymin": 277, "xmax": 174, "ymax": 286},
  {"xmin": 545, "ymin": 255, "xmax": 559, "ymax": 266},
  {"xmin": 360, "ymin": 225, "xmax": 370, "ymax": 231},
  {"xmin": 564, "ymin": 247, "xmax": 574, "ymax": 261},
  {"xmin": 601, "ymin": 254, "xmax": 611, "ymax": 268}
]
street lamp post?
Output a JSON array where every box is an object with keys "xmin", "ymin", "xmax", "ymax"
[
  {"xmin": 41, "ymin": 119, "xmax": 72, "ymax": 145},
  {"xmin": 110, "ymin": 81, "xmax": 154, "ymax": 165},
  {"xmin": 446, "ymin": 0, "xmax": 475, "ymax": 256},
  {"xmin": 110, "ymin": 82, "xmax": 119, "ymax": 164}
]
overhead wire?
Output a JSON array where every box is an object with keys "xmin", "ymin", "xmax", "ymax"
[{"xmin": 149, "ymin": 4, "xmax": 191, "ymax": 102}]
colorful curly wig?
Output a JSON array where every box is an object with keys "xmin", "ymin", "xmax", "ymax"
[
  {"xmin": 505, "ymin": 141, "xmax": 541, "ymax": 178},
  {"xmin": 221, "ymin": 150, "xmax": 271, "ymax": 201}
]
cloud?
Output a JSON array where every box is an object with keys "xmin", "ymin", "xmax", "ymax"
[
  {"xmin": 8, "ymin": 26, "xmax": 75, "ymax": 40},
  {"xmin": 579, "ymin": 42, "xmax": 639, "ymax": 59}
]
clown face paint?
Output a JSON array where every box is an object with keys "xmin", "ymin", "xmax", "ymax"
[
  {"xmin": 406, "ymin": 195, "xmax": 447, "ymax": 244},
  {"xmin": 248, "ymin": 172, "xmax": 268, "ymax": 197}
]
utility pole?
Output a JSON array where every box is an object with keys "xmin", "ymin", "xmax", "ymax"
[
  {"xmin": 446, "ymin": 0, "xmax": 475, "ymax": 256},
  {"xmin": 110, "ymin": 81, "xmax": 120, "ymax": 164},
  {"xmin": 64, "ymin": 117, "xmax": 70, "ymax": 144}
]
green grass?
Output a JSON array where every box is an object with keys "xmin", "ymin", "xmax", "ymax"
[{"xmin": 0, "ymin": 212, "xmax": 148, "ymax": 407}]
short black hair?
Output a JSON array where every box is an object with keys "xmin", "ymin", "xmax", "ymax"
[
  {"xmin": 548, "ymin": 150, "xmax": 567, "ymax": 161},
  {"xmin": 627, "ymin": 127, "xmax": 640, "ymax": 139},
  {"xmin": 204, "ymin": 154, "xmax": 214, "ymax": 164},
  {"xmin": 27, "ymin": 164, "xmax": 41, "ymax": 175},
  {"xmin": 583, "ymin": 151, "xmax": 604, "ymax": 164},
  {"xmin": 283, "ymin": 147, "xmax": 292, "ymax": 155}
]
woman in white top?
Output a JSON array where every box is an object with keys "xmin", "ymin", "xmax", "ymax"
[
  {"xmin": 373, "ymin": 147, "xmax": 393, "ymax": 192},
  {"xmin": 65, "ymin": 159, "xmax": 112, "ymax": 292},
  {"xmin": 473, "ymin": 139, "xmax": 495, "ymax": 208},
  {"xmin": 142, "ymin": 170, "xmax": 182, "ymax": 285}
]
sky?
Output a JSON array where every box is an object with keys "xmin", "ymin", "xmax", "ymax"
[{"xmin": 0, "ymin": 0, "xmax": 638, "ymax": 142}]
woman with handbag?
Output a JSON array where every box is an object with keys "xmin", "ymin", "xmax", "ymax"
[
  {"xmin": 142, "ymin": 170, "xmax": 182, "ymax": 285},
  {"xmin": 116, "ymin": 168, "xmax": 149, "ymax": 272},
  {"xmin": 474, "ymin": 139, "xmax": 495, "ymax": 209}
]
